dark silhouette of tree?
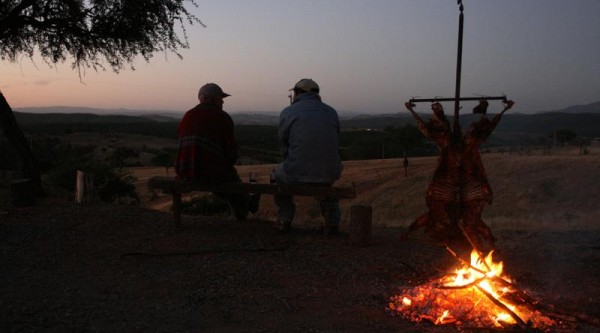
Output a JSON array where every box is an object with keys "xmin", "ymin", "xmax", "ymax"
[
  {"xmin": 109, "ymin": 147, "xmax": 139, "ymax": 169},
  {"xmin": 551, "ymin": 129, "xmax": 577, "ymax": 146},
  {"xmin": 0, "ymin": 0, "xmax": 203, "ymax": 197},
  {"xmin": 379, "ymin": 124, "xmax": 430, "ymax": 160},
  {"xmin": 0, "ymin": 94, "xmax": 42, "ymax": 193},
  {"xmin": 383, "ymin": 124, "xmax": 424, "ymax": 153},
  {"xmin": 0, "ymin": 0, "xmax": 204, "ymax": 73},
  {"xmin": 151, "ymin": 150, "xmax": 175, "ymax": 175}
]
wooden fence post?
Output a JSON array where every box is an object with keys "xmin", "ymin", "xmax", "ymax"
[{"xmin": 75, "ymin": 170, "xmax": 94, "ymax": 203}]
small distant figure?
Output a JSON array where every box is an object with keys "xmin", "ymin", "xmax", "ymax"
[
  {"xmin": 273, "ymin": 79, "xmax": 343, "ymax": 233},
  {"xmin": 174, "ymin": 83, "xmax": 258, "ymax": 220}
]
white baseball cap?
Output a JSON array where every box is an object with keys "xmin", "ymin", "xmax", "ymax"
[{"xmin": 290, "ymin": 78, "xmax": 320, "ymax": 93}]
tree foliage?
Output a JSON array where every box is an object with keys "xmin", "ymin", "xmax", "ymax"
[
  {"xmin": 0, "ymin": 0, "xmax": 204, "ymax": 73},
  {"xmin": 339, "ymin": 124, "xmax": 430, "ymax": 160},
  {"xmin": 43, "ymin": 140, "xmax": 140, "ymax": 204},
  {"xmin": 108, "ymin": 146, "xmax": 140, "ymax": 168},
  {"xmin": 551, "ymin": 128, "xmax": 577, "ymax": 146},
  {"xmin": 150, "ymin": 149, "xmax": 175, "ymax": 173}
]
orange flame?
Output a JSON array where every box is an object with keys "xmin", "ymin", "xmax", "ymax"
[{"xmin": 389, "ymin": 250, "xmax": 555, "ymax": 329}]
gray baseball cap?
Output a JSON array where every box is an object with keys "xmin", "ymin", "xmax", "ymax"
[{"xmin": 290, "ymin": 78, "xmax": 319, "ymax": 93}]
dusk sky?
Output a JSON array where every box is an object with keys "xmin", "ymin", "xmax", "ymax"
[{"xmin": 1, "ymin": 0, "xmax": 599, "ymax": 115}]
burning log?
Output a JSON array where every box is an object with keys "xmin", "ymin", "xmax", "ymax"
[
  {"xmin": 389, "ymin": 248, "xmax": 559, "ymax": 330},
  {"xmin": 474, "ymin": 285, "xmax": 527, "ymax": 329},
  {"xmin": 445, "ymin": 243, "xmax": 600, "ymax": 328}
]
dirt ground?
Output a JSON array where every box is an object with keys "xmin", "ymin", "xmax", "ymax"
[{"xmin": 1, "ymin": 188, "xmax": 599, "ymax": 332}]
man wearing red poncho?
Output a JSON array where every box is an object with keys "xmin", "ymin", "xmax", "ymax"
[{"xmin": 175, "ymin": 83, "xmax": 257, "ymax": 220}]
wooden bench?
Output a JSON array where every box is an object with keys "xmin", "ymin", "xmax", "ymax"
[{"xmin": 148, "ymin": 176, "xmax": 370, "ymax": 242}]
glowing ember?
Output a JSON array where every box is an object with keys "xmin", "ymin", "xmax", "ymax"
[{"xmin": 389, "ymin": 249, "xmax": 556, "ymax": 329}]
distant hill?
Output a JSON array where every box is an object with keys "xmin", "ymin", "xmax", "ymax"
[
  {"xmin": 10, "ymin": 101, "xmax": 600, "ymax": 145},
  {"xmin": 493, "ymin": 112, "xmax": 600, "ymax": 137},
  {"xmin": 13, "ymin": 111, "xmax": 153, "ymax": 124},
  {"xmin": 539, "ymin": 101, "xmax": 600, "ymax": 114},
  {"xmin": 16, "ymin": 106, "xmax": 184, "ymax": 120},
  {"xmin": 341, "ymin": 114, "xmax": 413, "ymax": 129},
  {"xmin": 343, "ymin": 112, "xmax": 600, "ymax": 140},
  {"xmin": 231, "ymin": 113, "xmax": 279, "ymax": 126}
]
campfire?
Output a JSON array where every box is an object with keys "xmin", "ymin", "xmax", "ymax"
[
  {"xmin": 388, "ymin": 2, "xmax": 600, "ymax": 330},
  {"xmin": 389, "ymin": 247, "xmax": 557, "ymax": 330}
]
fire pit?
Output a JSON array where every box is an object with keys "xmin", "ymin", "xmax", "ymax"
[
  {"xmin": 390, "ymin": 2, "xmax": 599, "ymax": 331},
  {"xmin": 389, "ymin": 248, "xmax": 557, "ymax": 330}
]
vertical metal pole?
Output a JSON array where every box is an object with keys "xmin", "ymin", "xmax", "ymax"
[
  {"xmin": 454, "ymin": 1, "xmax": 464, "ymax": 138},
  {"xmin": 403, "ymin": 146, "xmax": 408, "ymax": 177}
]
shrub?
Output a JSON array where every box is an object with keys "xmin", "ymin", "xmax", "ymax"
[
  {"xmin": 46, "ymin": 158, "xmax": 139, "ymax": 204},
  {"xmin": 97, "ymin": 170, "xmax": 139, "ymax": 204}
]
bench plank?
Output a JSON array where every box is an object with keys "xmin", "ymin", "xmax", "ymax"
[
  {"xmin": 148, "ymin": 176, "xmax": 356, "ymax": 199},
  {"xmin": 148, "ymin": 176, "xmax": 357, "ymax": 229}
]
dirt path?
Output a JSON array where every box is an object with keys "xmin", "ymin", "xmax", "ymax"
[{"xmin": 1, "ymin": 192, "xmax": 599, "ymax": 332}]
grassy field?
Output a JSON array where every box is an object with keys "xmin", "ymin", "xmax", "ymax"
[{"xmin": 130, "ymin": 145, "xmax": 600, "ymax": 232}]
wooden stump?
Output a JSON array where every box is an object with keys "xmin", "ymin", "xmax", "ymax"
[
  {"xmin": 348, "ymin": 205, "xmax": 372, "ymax": 247},
  {"xmin": 11, "ymin": 178, "xmax": 36, "ymax": 207},
  {"xmin": 75, "ymin": 170, "xmax": 94, "ymax": 203}
]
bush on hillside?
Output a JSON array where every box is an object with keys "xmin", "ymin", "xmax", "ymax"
[{"xmin": 46, "ymin": 155, "xmax": 139, "ymax": 205}]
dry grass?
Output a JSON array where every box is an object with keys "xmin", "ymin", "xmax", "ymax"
[{"xmin": 130, "ymin": 146, "xmax": 600, "ymax": 231}]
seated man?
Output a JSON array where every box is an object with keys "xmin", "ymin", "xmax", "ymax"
[
  {"xmin": 175, "ymin": 83, "xmax": 258, "ymax": 220},
  {"xmin": 274, "ymin": 79, "xmax": 343, "ymax": 233}
]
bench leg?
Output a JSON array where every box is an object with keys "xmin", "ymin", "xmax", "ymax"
[
  {"xmin": 320, "ymin": 197, "xmax": 341, "ymax": 238},
  {"xmin": 172, "ymin": 192, "xmax": 182, "ymax": 228}
]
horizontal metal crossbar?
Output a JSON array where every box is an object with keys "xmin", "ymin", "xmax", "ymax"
[{"xmin": 409, "ymin": 96, "xmax": 507, "ymax": 103}]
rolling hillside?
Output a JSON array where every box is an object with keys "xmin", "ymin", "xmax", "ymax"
[
  {"xmin": 12, "ymin": 100, "xmax": 600, "ymax": 143},
  {"xmin": 131, "ymin": 147, "xmax": 600, "ymax": 233}
]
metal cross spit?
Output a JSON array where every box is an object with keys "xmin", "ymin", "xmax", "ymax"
[{"xmin": 407, "ymin": 0, "xmax": 510, "ymax": 138}]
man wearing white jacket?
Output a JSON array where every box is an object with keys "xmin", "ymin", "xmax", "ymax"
[{"xmin": 274, "ymin": 78, "xmax": 343, "ymax": 233}]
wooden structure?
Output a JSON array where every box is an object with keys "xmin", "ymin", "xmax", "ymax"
[
  {"xmin": 148, "ymin": 176, "xmax": 367, "ymax": 238},
  {"xmin": 75, "ymin": 170, "xmax": 94, "ymax": 203}
]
